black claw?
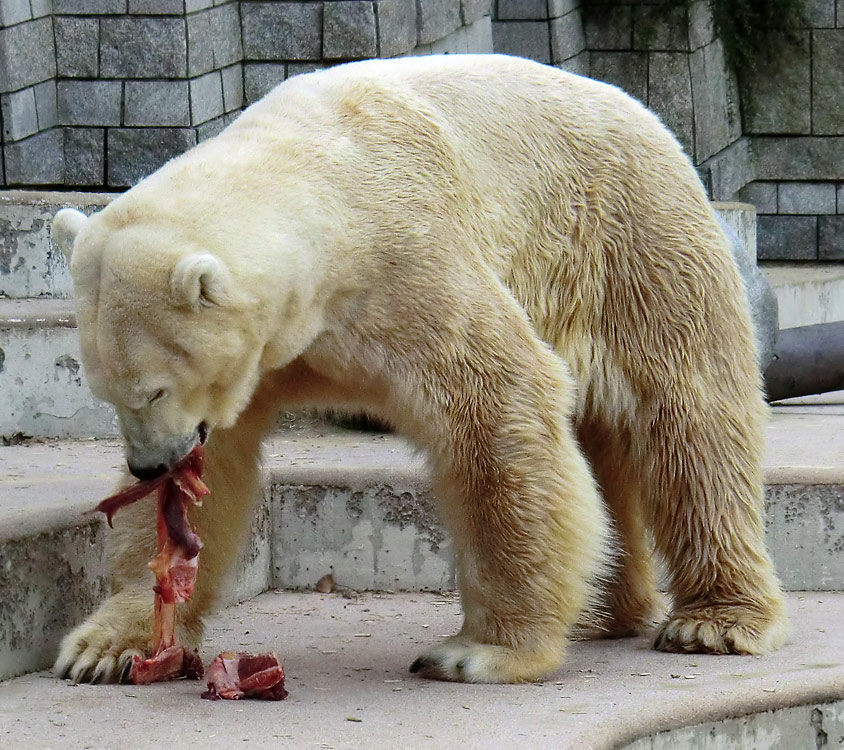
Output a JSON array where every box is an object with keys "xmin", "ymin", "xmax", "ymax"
[
  {"xmin": 118, "ymin": 659, "xmax": 134, "ymax": 684},
  {"xmin": 409, "ymin": 657, "xmax": 426, "ymax": 674},
  {"xmin": 455, "ymin": 659, "xmax": 466, "ymax": 671}
]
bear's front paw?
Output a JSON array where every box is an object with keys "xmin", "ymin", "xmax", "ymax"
[
  {"xmin": 654, "ymin": 604, "xmax": 789, "ymax": 656},
  {"xmin": 409, "ymin": 636, "xmax": 562, "ymax": 684},
  {"xmin": 54, "ymin": 590, "xmax": 155, "ymax": 683}
]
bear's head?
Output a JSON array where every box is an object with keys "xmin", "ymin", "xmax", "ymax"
[{"xmin": 52, "ymin": 207, "xmax": 267, "ymax": 479}]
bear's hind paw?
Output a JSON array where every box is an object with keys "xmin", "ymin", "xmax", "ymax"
[{"xmin": 654, "ymin": 605, "xmax": 789, "ymax": 656}]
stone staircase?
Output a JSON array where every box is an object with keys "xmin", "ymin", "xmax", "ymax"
[{"xmin": 0, "ymin": 191, "xmax": 842, "ymax": 748}]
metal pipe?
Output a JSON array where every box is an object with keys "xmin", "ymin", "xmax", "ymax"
[{"xmin": 764, "ymin": 321, "xmax": 844, "ymax": 402}]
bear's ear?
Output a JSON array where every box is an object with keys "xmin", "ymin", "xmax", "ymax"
[
  {"xmin": 171, "ymin": 253, "xmax": 232, "ymax": 309},
  {"xmin": 51, "ymin": 208, "xmax": 89, "ymax": 260}
]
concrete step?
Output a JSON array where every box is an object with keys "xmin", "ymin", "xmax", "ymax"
[
  {"xmin": 762, "ymin": 262, "xmax": 844, "ymax": 329},
  {"xmin": 0, "ymin": 190, "xmax": 113, "ymax": 299},
  {"xmin": 0, "ymin": 298, "xmax": 117, "ymax": 439},
  {"xmin": 1, "ymin": 401, "xmax": 842, "ymax": 684},
  {"xmin": 0, "ymin": 590, "xmax": 842, "ymax": 749}
]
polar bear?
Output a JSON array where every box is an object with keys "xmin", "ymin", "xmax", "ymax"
[{"xmin": 51, "ymin": 54, "xmax": 787, "ymax": 684}]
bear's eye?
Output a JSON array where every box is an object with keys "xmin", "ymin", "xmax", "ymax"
[{"xmin": 148, "ymin": 389, "xmax": 168, "ymax": 405}]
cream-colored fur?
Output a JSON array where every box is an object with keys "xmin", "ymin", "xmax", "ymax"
[{"xmin": 52, "ymin": 54, "xmax": 787, "ymax": 685}]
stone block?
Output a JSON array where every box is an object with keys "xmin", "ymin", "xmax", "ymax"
[
  {"xmin": 29, "ymin": 0, "xmax": 50, "ymax": 18},
  {"xmin": 0, "ymin": 18, "xmax": 55, "ymax": 93},
  {"xmin": 64, "ymin": 128, "xmax": 105, "ymax": 186},
  {"xmin": 584, "ymin": 5, "xmax": 631, "ymax": 50},
  {"xmin": 107, "ymin": 128, "xmax": 196, "ymax": 187},
  {"xmin": 57, "ymin": 80, "xmax": 121, "ymax": 127},
  {"xmin": 34, "ymin": 80, "xmax": 57, "ymax": 130},
  {"xmin": 839, "ymin": 183, "xmax": 844, "ymax": 213},
  {"xmin": 689, "ymin": 40, "xmax": 741, "ymax": 163},
  {"xmin": 196, "ymin": 114, "xmax": 227, "ymax": 142},
  {"xmin": 461, "ymin": 0, "xmax": 491, "ymax": 24},
  {"xmin": 804, "ymin": 0, "xmax": 835, "ymax": 27},
  {"xmin": 241, "ymin": 1, "xmax": 322, "ymax": 61},
  {"xmin": 687, "ymin": 0, "xmax": 714, "ymax": 49},
  {"xmin": 556, "ymin": 50, "xmax": 589, "ymax": 76},
  {"xmin": 633, "ymin": 4, "xmax": 688, "ymax": 50},
  {"xmin": 100, "ymin": 17, "xmax": 187, "ymax": 78},
  {"xmin": 740, "ymin": 31, "xmax": 810, "ymax": 135},
  {"xmin": 492, "ymin": 21, "xmax": 550, "ymax": 63},
  {"xmin": 589, "ymin": 51, "xmax": 647, "ymax": 103},
  {"xmin": 778, "ymin": 182, "xmax": 837, "ymax": 215},
  {"xmin": 244, "ymin": 62, "xmax": 286, "ymax": 104},
  {"xmin": 819, "ymin": 216, "xmax": 844, "ymax": 259},
  {"xmin": 53, "ymin": 1, "xmax": 126, "ymax": 12},
  {"xmin": 812, "ymin": 30, "xmax": 844, "ymax": 135},
  {"xmin": 840, "ymin": 0, "xmax": 844, "ymax": 27},
  {"xmin": 430, "ymin": 24, "xmax": 468, "ymax": 53},
  {"xmin": 757, "ymin": 215, "xmax": 818, "ymax": 260},
  {"xmin": 647, "ymin": 52, "xmax": 693, "ymax": 156},
  {"xmin": 1, "ymin": 87, "xmax": 37, "ymax": 142},
  {"xmin": 324, "ymin": 0, "xmax": 378, "ymax": 59},
  {"xmin": 0, "ymin": 0, "xmax": 32, "ymax": 27},
  {"xmin": 699, "ymin": 136, "xmax": 753, "ymax": 201},
  {"xmin": 754, "ymin": 137, "xmax": 844, "ymax": 180},
  {"xmin": 221, "ymin": 63, "xmax": 243, "ymax": 113},
  {"xmin": 496, "ymin": 0, "xmax": 549, "ymax": 20},
  {"xmin": 547, "ymin": 0, "xmax": 578, "ymax": 17},
  {"xmin": 417, "ymin": 0, "xmax": 461, "ymax": 45},
  {"xmin": 54, "ymin": 16, "xmax": 99, "ymax": 78},
  {"xmin": 190, "ymin": 70, "xmax": 224, "ymax": 125},
  {"xmin": 377, "ymin": 0, "xmax": 417, "ymax": 57},
  {"xmin": 287, "ymin": 62, "xmax": 326, "ymax": 78},
  {"xmin": 124, "ymin": 80, "xmax": 190, "ymax": 127},
  {"xmin": 465, "ymin": 14, "xmax": 493, "ymax": 52},
  {"xmin": 4, "ymin": 129, "xmax": 64, "ymax": 185},
  {"xmin": 129, "ymin": 0, "xmax": 185, "ymax": 13},
  {"xmin": 550, "ymin": 9, "xmax": 585, "ymax": 63},
  {"xmin": 738, "ymin": 181, "xmax": 778, "ymax": 215},
  {"xmin": 185, "ymin": 0, "xmax": 214, "ymax": 11},
  {"xmin": 186, "ymin": 3, "xmax": 242, "ymax": 77}
]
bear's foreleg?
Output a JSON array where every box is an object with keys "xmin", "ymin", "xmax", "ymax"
[
  {"xmin": 397, "ymin": 290, "xmax": 611, "ymax": 683},
  {"xmin": 54, "ymin": 378, "xmax": 280, "ymax": 683}
]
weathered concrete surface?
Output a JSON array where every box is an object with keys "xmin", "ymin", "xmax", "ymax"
[
  {"xmin": 0, "ymin": 591, "xmax": 842, "ymax": 750},
  {"xmin": 625, "ymin": 700, "xmax": 844, "ymax": 750},
  {"xmin": 0, "ymin": 191, "xmax": 114, "ymax": 299},
  {"xmin": 0, "ymin": 299, "xmax": 118, "ymax": 439},
  {"xmin": 763, "ymin": 262, "xmax": 844, "ymax": 329}
]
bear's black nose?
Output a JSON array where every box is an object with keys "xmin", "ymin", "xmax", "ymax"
[{"xmin": 128, "ymin": 462, "xmax": 168, "ymax": 481}]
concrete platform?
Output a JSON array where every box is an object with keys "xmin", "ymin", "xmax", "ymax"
[{"xmin": 0, "ymin": 591, "xmax": 842, "ymax": 750}]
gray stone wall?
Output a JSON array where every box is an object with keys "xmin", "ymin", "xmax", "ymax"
[
  {"xmin": 734, "ymin": 6, "xmax": 844, "ymax": 261},
  {"xmin": 0, "ymin": 1, "xmax": 493, "ymax": 189}
]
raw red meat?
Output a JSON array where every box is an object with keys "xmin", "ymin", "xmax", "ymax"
[
  {"xmin": 201, "ymin": 652, "xmax": 288, "ymax": 701},
  {"xmin": 95, "ymin": 445, "xmax": 209, "ymax": 684}
]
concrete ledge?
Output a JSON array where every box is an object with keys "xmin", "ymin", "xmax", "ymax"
[
  {"xmin": 763, "ymin": 262, "xmax": 844, "ymax": 329},
  {"xmin": 0, "ymin": 590, "xmax": 842, "ymax": 749}
]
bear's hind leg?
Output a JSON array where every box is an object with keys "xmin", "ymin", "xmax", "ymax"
[
  {"xmin": 576, "ymin": 420, "xmax": 664, "ymax": 638},
  {"xmin": 644, "ymin": 398, "xmax": 788, "ymax": 655}
]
